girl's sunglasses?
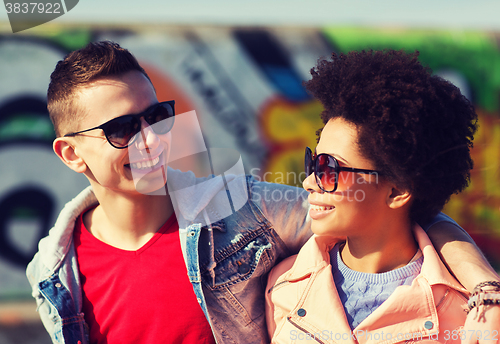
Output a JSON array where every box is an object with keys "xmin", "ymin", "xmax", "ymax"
[
  {"xmin": 64, "ymin": 100, "xmax": 175, "ymax": 149},
  {"xmin": 304, "ymin": 147, "xmax": 381, "ymax": 193}
]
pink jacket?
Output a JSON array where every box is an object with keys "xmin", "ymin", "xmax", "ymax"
[{"xmin": 265, "ymin": 225, "xmax": 469, "ymax": 344}]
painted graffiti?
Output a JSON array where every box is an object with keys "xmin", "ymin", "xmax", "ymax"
[{"xmin": 0, "ymin": 25, "xmax": 499, "ymax": 298}]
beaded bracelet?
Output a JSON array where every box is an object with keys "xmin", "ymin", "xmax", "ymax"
[
  {"xmin": 467, "ymin": 291, "xmax": 500, "ymax": 311},
  {"xmin": 471, "ymin": 281, "xmax": 500, "ymax": 295},
  {"xmin": 467, "ymin": 281, "xmax": 500, "ymax": 311}
]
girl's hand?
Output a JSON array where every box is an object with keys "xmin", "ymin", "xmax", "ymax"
[{"xmin": 462, "ymin": 305, "xmax": 500, "ymax": 344}]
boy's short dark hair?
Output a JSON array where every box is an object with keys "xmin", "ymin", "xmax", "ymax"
[
  {"xmin": 47, "ymin": 41, "xmax": 151, "ymax": 137},
  {"xmin": 305, "ymin": 49, "xmax": 478, "ymax": 224}
]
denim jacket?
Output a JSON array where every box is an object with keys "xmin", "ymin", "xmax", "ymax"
[{"xmin": 26, "ymin": 169, "xmax": 313, "ymax": 344}]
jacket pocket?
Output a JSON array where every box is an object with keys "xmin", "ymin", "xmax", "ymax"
[{"xmin": 202, "ymin": 227, "xmax": 273, "ymax": 289}]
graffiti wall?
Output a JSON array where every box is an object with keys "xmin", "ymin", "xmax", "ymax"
[{"xmin": 1, "ymin": 25, "xmax": 499, "ymax": 298}]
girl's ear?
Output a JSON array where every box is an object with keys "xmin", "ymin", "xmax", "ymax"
[
  {"xmin": 53, "ymin": 138, "xmax": 87, "ymax": 174},
  {"xmin": 386, "ymin": 186, "xmax": 412, "ymax": 210}
]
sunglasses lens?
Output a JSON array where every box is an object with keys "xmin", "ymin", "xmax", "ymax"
[
  {"xmin": 146, "ymin": 103, "xmax": 175, "ymax": 134},
  {"xmin": 315, "ymin": 154, "xmax": 338, "ymax": 192},
  {"xmin": 102, "ymin": 102, "xmax": 175, "ymax": 148},
  {"xmin": 104, "ymin": 116, "xmax": 140, "ymax": 148}
]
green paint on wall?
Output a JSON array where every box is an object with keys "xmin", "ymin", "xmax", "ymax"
[{"xmin": 322, "ymin": 27, "xmax": 500, "ymax": 112}]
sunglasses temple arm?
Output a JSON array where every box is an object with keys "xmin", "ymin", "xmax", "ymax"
[{"xmin": 342, "ymin": 167, "xmax": 381, "ymax": 175}]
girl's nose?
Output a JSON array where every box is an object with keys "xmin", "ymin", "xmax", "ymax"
[{"xmin": 303, "ymin": 172, "xmax": 322, "ymax": 193}]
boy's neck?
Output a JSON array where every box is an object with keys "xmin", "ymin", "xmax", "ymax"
[
  {"xmin": 340, "ymin": 214, "xmax": 418, "ymax": 274},
  {"xmin": 83, "ymin": 189, "xmax": 174, "ymax": 251}
]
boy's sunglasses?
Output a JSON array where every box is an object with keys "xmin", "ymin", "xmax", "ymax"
[
  {"xmin": 64, "ymin": 100, "xmax": 175, "ymax": 149},
  {"xmin": 304, "ymin": 147, "xmax": 381, "ymax": 193}
]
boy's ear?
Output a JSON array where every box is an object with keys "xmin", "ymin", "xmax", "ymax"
[
  {"xmin": 386, "ymin": 186, "xmax": 412, "ymax": 210},
  {"xmin": 53, "ymin": 137, "xmax": 87, "ymax": 173}
]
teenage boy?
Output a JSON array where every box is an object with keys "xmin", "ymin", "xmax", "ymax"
[{"xmin": 27, "ymin": 41, "xmax": 499, "ymax": 344}]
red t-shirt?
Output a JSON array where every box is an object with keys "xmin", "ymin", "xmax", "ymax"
[{"xmin": 74, "ymin": 210, "xmax": 216, "ymax": 344}]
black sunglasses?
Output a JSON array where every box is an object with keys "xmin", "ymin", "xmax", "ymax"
[
  {"xmin": 64, "ymin": 100, "xmax": 175, "ymax": 149},
  {"xmin": 304, "ymin": 147, "xmax": 381, "ymax": 193}
]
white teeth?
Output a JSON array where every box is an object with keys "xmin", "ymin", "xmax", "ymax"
[
  {"xmin": 310, "ymin": 205, "xmax": 335, "ymax": 211},
  {"xmin": 130, "ymin": 156, "xmax": 160, "ymax": 170}
]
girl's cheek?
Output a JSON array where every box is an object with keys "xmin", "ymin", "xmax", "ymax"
[{"xmin": 336, "ymin": 171, "xmax": 356, "ymax": 191}]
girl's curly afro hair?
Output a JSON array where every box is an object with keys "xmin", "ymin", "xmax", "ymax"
[{"xmin": 305, "ymin": 50, "xmax": 478, "ymax": 224}]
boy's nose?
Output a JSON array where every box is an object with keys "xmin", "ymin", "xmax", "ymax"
[{"xmin": 136, "ymin": 117, "xmax": 160, "ymax": 150}]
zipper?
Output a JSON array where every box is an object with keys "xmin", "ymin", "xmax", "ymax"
[
  {"xmin": 268, "ymin": 272, "xmax": 314, "ymax": 294},
  {"xmin": 435, "ymin": 288, "xmax": 450, "ymax": 310},
  {"xmin": 267, "ymin": 279, "xmax": 290, "ymax": 294},
  {"xmin": 287, "ymin": 316, "xmax": 327, "ymax": 344}
]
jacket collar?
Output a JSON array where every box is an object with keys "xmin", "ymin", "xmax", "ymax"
[
  {"xmin": 413, "ymin": 224, "xmax": 467, "ymax": 292},
  {"xmin": 282, "ymin": 234, "xmax": 340, "ymax": 281},
  {"xmin": 38, "ymin": 185, "xmax": 97, "ymax": 275},
  {"xmin": 284, "ymin": 224, "xmax": 466, "ymax": 292}
]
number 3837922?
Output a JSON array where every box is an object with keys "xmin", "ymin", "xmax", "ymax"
[{"xmin": 5, "ymin": 2, "xmax": 61, "ymax": 14}]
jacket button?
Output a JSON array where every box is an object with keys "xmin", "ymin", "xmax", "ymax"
[
  {"xmin": 424, "ymin": 321, "xmax": 434, "ymax": 329},
  {"xmin": 238, "ymin": 263, "xmax": 250, "ymax": 274},
  {"xmin": 55, "ymin": 283, "xmax": 62, "ymax": 288},
  {"xmin": 297, "ymin": 308, "xmax": 307, "ymax": 317}
]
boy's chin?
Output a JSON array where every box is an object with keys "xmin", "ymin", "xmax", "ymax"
[{"xmin": 133, "ymin": 173, "xmax": 168, "ymax": 195}]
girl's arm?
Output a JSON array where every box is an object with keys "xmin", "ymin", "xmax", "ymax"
[
  {"xmin": 427, "ymin": 221, "xmax": 500, "ymax": 344},
  {"xmin": 427, "ymin": 220, "xmax": 499, "ymax": 291}
]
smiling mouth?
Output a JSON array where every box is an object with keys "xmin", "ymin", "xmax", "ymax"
[
  {"xmin": 130, "ymin": 156, "xmax": 160, "ymax": 170},
  {"xmin": 310, "ymin": 204, "xmax": 335, "ymax": 211},
  {"xmin": 126, "ymin": 152, "xmax": 163, "ymax": 171}
]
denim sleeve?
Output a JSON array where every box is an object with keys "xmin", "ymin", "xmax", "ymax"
[
  {"xmin": 248, "ymin": 177, "xmax": 313, "ymax": 255},
  {"xmin": 420, "ymin": 212, "xmax": 474, "ymax": 241},
  {"xmin": 26, "ymin": 254, "xmax": 59, "ymax": 343}
]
